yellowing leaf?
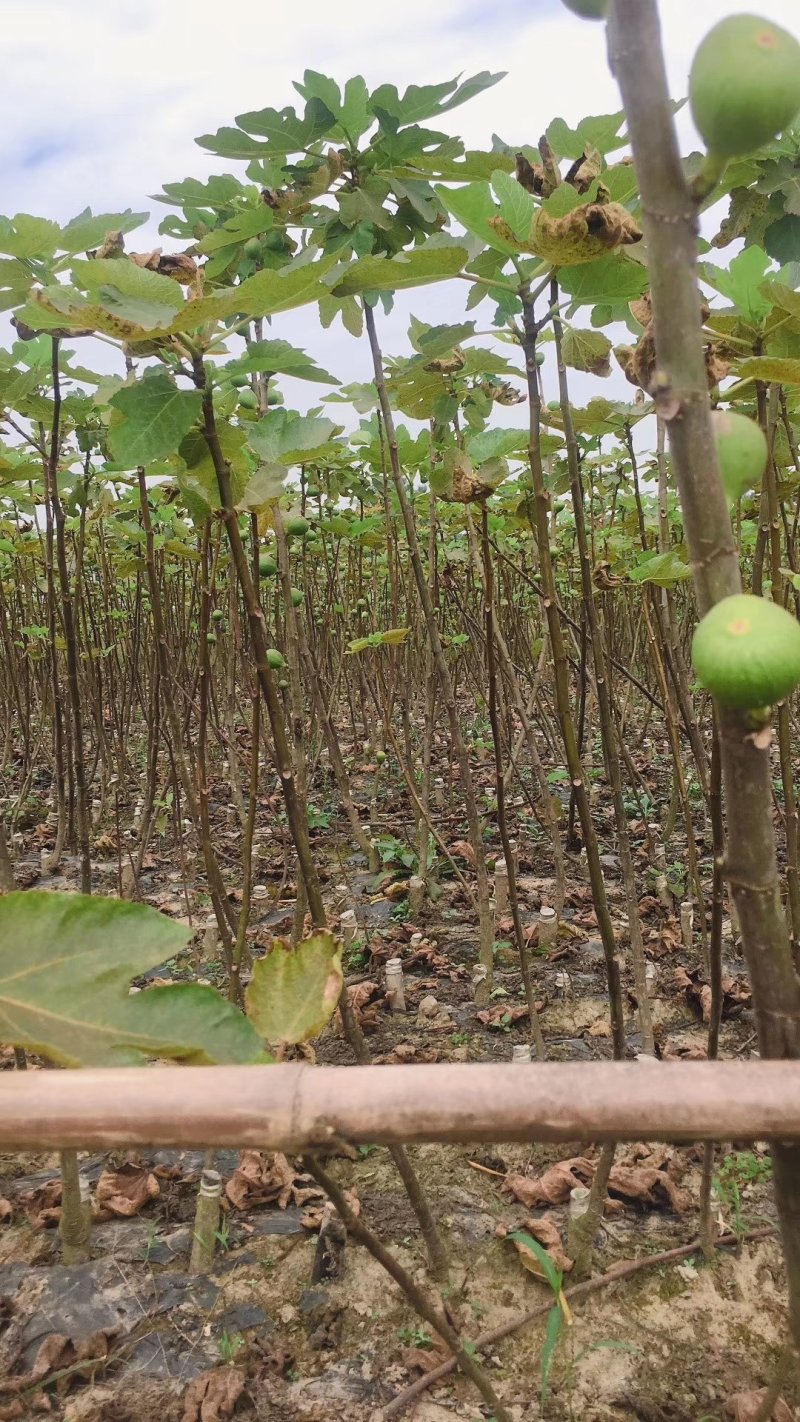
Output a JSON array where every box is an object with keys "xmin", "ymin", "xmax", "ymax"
[{"xmin": 245, "ymin": 931, "xmax": 343, "ymax": 1045}]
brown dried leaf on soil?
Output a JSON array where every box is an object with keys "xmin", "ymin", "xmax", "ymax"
[
  {"xmin": 475, "ymin": 1003, "xmax": 536, "ymax": 1029},
  {"xmin": 19, "ymin": 1179, "xmax": 62, "ymax": 1229},
  {"xmin": 95, "ymin": 1162, "xmax": 160, "ymax": 1218},
  {"xmin": 226, "ymin": 1150, "xmax": 319, "ymax": 1212},
  {"xmin": 450, "ymin": 839, "xmax": 476, "ymax": 868},
  {"xmin": 300, "ymin": 1187, "xmax": 360, "ymax": 1231},
  {"xmin": 660, "ymin": 1038, "xmax": 708, "ymax": 1061},
  {"xmin": 181, "ymin": 1366, "xmax": 246, "ymax": 1422},
  {"xmin": 337, "ymin": 981, "xmax": 384, "ymax": 1034},
  {"xmin": 0, "ymin": 1404, "xmax": 24, "ymax": 1420},
  {"xmin": 673, "ymin": 965, "xmax": 751, "ymax": 1021},
  {"xmin": 505, "ymin": 1148, "xmax": 689, "ymax": 1213},
  {"xmin": 401, "ymin": 1343, "xmax": 450, "ymax": 1374},
  {"xmin": 18, "ymin": 1329, "xmax": 117, "ymax": 1387},
  {"xmin": 0, "ymin": 1200, "xmax": 12, "ymax": 1222},
  {"xmin": 504, "ymin": 1157, "xmax": 594, "ymax": 1208},
  {"xmin": 373, "ymin": 1043, "xmax": 441, "ymax": 1064},
  {"xmin": 513, "ymin": 1216, "xmax": 574, "ymax": 1275},
  {"xmin": 725, "ymin": 1390, "xmax": 793, "ymax": 1421},
  {"xmin": 607, "ymin": 1163, "xmax": 690, "ymax": 1213}
]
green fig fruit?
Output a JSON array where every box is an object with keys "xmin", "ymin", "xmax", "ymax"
[
  {"xmin": 560, "ymin": 0, "xmax": 607, "ymax": 15},
  {"xmin": 237, "ymin": 388, "xmax": 258, "ymax": 410},
  {"xmin": 690, "ymin": 15, "xmax": 800, "ymax": 158},
  {"xmin": 711, "ymin": 410, "xmax": 768, "ymax": 503},
  {"xmin": 692, "ymin": 593, "xmax": 800, "ymax": 707},
  {"xmin": 211, "ymin": 608, "xmax": 225, "ymax": 623},
  {"xmin": 243, "ymin": 237, "xmax": 262, "ymax": 260},
  {"xmin": 259, "ymin": 554, "xmax": 277, "ymax": 578},
  {"xmin": 290, "ymin": 588, "xmax": 304, "ymax": 606},
  {"xmin": 206, "ymin": 632, "xmax": 217, "ymax": 646},
  {"xmin": 266, "ymin": 648, "xmax": 285, "ymax": 670},
  {"xmin": 285, "ymin": 516, "xmax": 309, "ymax": 538}
]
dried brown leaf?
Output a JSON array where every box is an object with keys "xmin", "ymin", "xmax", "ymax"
[
  {"xmin": 516, "ymin": 1215, "xmax": 573, "ymax": 1275},
  {"xmin": 504, "ymin": 1157, "xmax": 593, "ymax": 1209},
  {"xmin": 225, "ymin": 1150, "xmax": 305, "ymax": 1211},
  {"xmin": 725, "ymin": 1390, "xmax": 793, "ymax": 1422},
  {"xmin": 181, "ymin": 1366, "xmax": 246, "ymax": 1422},
  {"xmin": 95, "ymin": 1163, "xmax": 159, "ymax": 1218}
]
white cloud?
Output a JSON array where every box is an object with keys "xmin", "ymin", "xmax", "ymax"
[{"xmin": 4, "ymin": 1, "xmax": 799, "ymax": 418}]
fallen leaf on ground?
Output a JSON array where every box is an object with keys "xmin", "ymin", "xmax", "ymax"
[
  {"xmin": 504, "ymin": 1157, "xmax": 594, "ymax": 1209},
  {"xmin": 15, "ymin": 1329, "xmax": 117, "ymax": 1388},
  {"xmin": 19, "ymin": 1179, "xmax": 62, "ymax": 1229},
  {"xmin": 95, "ymin": 1162, "xmax": 159, "ymax": 1218},
  {"xmin": 226, "ymin": 1150, "xmax": 322, "ymax": 1213},
  {"xmin": 401, "ymin": 1344, "xmax": 450, "ymax": 1374},
  {"xmin": 337, "ymin": 981, "xmax": 384, "ymax": 1034},
  {"xmin": 476, "ymin": 1004, "xmax": 536, "ymax": 1029},
  {"xmin": 450, "ymin": 839, "xmax": 476, "ymax": 868},
  {"xmin": 607, "ymin": 1163, "xmax": 690, "ymax": 1213},
  {"xmin": 504, "ymin": 1149, "xmax": 688, "ymax": 1214},
  {"xmin": 181, "ymin": 1367, "xmax": 246, "ymax": 1422},
  {"xmin": 373, "ymin": 1043, "xmax": 440, "ymax": 1064},
  {"xmin": 300, "ymin": 1187, "xmax": 359, "ymax": 1231},
  {"xmin": 0, "ymin": 1199, "xmax": 12, "ymax": 1222},
  {"xmin": 725, "ymin": 1390, "xmax": 793, "ymax": 1421},
  {"xmin": 513, "ymin": 1216, "xmax": 573, "ymax": 1275}
]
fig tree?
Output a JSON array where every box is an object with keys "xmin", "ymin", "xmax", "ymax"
[
  {"xmin": 689, "ymin": 15, "xmax": 800, "ymax": 157},
  {"xmin": 692, "ymin": 593, "xmax": 800, "ymax": 708}
]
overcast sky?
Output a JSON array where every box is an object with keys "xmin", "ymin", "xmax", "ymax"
[{"xmin": 4, "ymin": 0, "xmax": 800, "ymax": 425}]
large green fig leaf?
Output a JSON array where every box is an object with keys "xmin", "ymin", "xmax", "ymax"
[{"xmin": 0, "ymin": 892, "xmax": 262, "ymax": 1066}]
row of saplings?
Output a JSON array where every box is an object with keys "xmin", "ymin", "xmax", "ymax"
[{"xmin": 244, "ymin": 402, "xmax": 800, "ymax": 712}]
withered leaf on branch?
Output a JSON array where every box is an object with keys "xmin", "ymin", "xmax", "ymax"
[{"xmin": 489, "ymin": 189, "xmax": 642, "ymax": 266}]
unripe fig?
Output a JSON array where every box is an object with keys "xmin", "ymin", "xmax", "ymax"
[
  {"xmin": 285, "ymin": 516, "xmax": 309, "ymax": 538},
  {"xmin": 278, "ymin": 677, "xmax": 289, "ymax": 689},
  {"xmin": 692, "ymin": 593, "xmax": 800, "ymax": 708},
  {"xmin": 290, "ymin": 587, "xmax": 304, "ymax": 606},
  {"xmin": 230, "ymin": 373, "xmax": 248, "ymax": 388},
  {"xmin": 259, "ymin": 554, "xmax": 277, "ymax": 578},
  {"xmin": 559, "ymin": 0, "xmax": 607, "ymax": 16},
  {"xmin": 244, "ymin": 237, "xmax": 262, "ymax": 260},
  {"xmin": 211, "ymin": 608, "xmax": 225, "ymax": 623},
  {"xmin": 689, "ymin": 15, "xmax": 800, "ymax": 158},
  {"xmin": 711, "ymin": 409, "xmax": 768, "ymax": 502},
  {"xmin": 267, "ymin": 648, "xmax": 285, "ymax": 670},
  {"xmin": 206, "ymin": 632, "xmax": 217, "ymax": 646},
  {"xmin": 237, "ymin": 388, "xmax": 258, "ymax": 410}
]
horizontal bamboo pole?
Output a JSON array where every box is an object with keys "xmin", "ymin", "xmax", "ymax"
[{"xmin": 1, "ymin": 1061, "xmax": 798, "ymax": 1151}]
